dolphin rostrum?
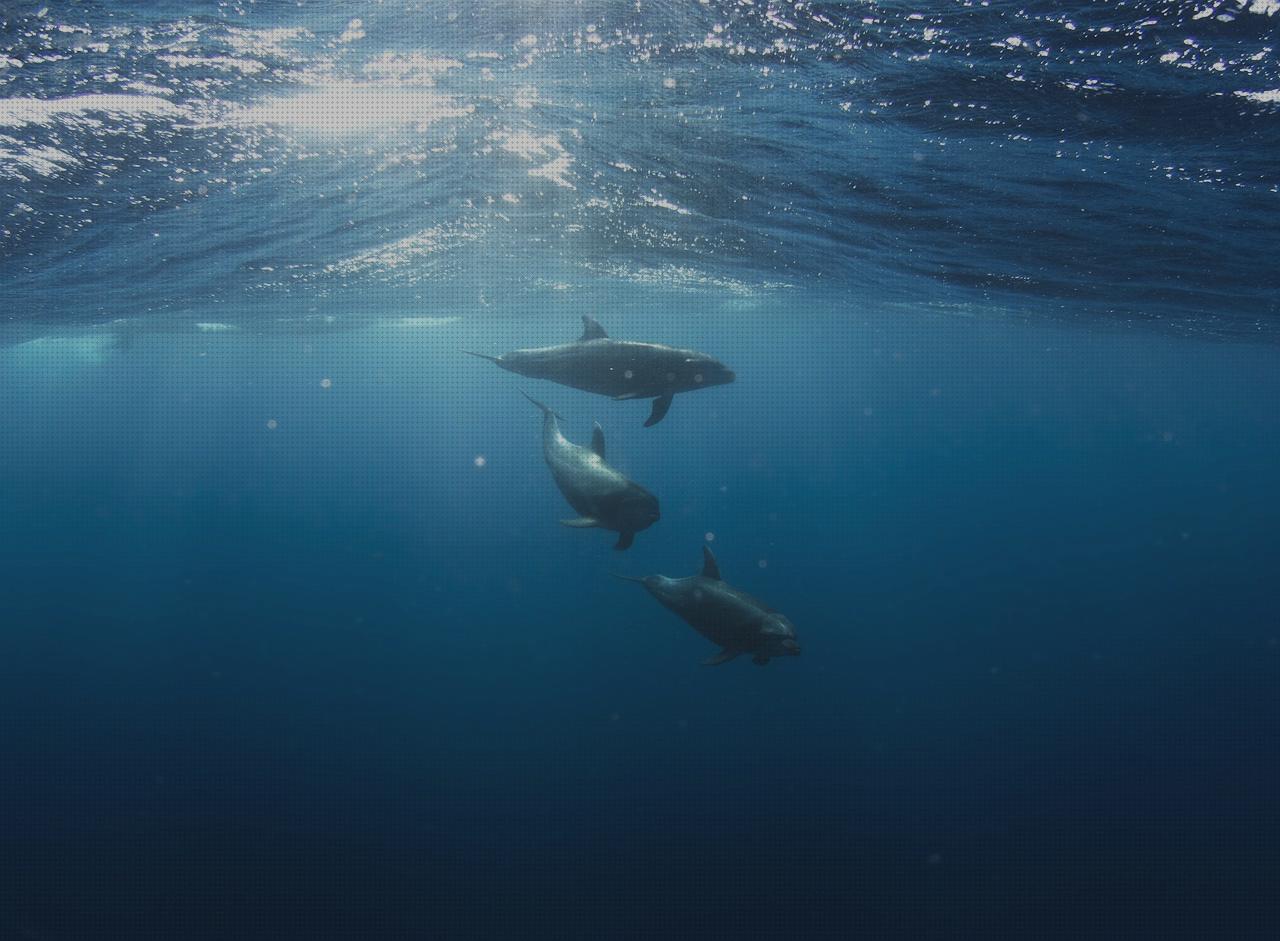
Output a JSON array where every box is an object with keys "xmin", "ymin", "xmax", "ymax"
[
  {"xmin": 465, "ymin": 316, "xmax": 735, "ymax": 427},
  {"xmin": 523, "ymin": 393, "xmax": 660, "ymax": 550},
  {"xmin": 615, "ymin": 545, "xmax": 801, "ymax": 665}
]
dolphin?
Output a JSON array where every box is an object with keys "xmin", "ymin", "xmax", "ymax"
[
  {"xmin": 615, "ymin": 545, "xmax": 801, "ymax": 665},
  {"xmin": 523, "ymin": 393, "xmax": 660, "ymax": 550},
  {"xmin": 465, "ymin": 316, "xmax": 735, "ymax": 427}
]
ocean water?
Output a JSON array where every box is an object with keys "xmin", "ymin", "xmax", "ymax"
[{"xmin": 2, "ymin": 1, "xmax": 1279, "ymax": 938}]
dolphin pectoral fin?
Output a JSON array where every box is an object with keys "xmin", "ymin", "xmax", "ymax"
[
  {"xmin": 703, "ymin": 649, "xmax": 739, "ymax": 666},
  {"xmin": 614, "ymin": 531, "xmax": 636, "ymax": 551},
  {"xmin": 752, "ymin": 655, "xmax": 771, "ymax": 666},
  {"xmin": 579, "ymin": 315, "xmax": 608, "ymax": 342},
  {"xmin": 560, "ymin": 517, "xmax": 600, "ymax": 528},
  {"xmin": 644, "ymin": 392, "xmax": 675, "ymax": 427},
  {"xmin": 591, "ymin": 422, "xmax": 606, "ymax": 459}
]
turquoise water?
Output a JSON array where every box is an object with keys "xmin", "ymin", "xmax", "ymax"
[{"xmin": 2, "ymin": 2, "xmax": 1279, "ymax": 938}]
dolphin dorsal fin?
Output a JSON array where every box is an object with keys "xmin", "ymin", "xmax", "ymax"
[
  {"xmin": 701, "ymin": 545, "xmax": 721, "ymax": 580},
  {"xmin": 579, "ymin": 315, "xmax": 608, "ymax": 341},
  {"xmin": 591, "ymin": 422, "xmax": 606, "ymax": 459}
]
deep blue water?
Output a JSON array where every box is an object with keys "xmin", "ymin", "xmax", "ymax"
[{"xmin": 2, "ymin": 2, "xmax": 1279, "ymax": 938}]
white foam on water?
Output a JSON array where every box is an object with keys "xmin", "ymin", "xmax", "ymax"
[
  {"xmin": 157, "ymin": 54, "xmax": 266, "ymax": 74},
  {"xmin": 640, "ymin": 193, "xmax": 691, "ymax": 215},
  {"xmin": 490, "ymin": 128, "xmax": 576, "ymax": 189},
  {"xmin": 223, "ymin": 25, "xmax": 313, "ymax": 60},
  {"xmin": 0, "ymin": 136, "xmax": 78, "ymax": 179},
  {"xmin": 337, "ymin": 19, "xmax": 366, "ymax": 44},
  {"xmin": 324, "ymin": 224, "xmax": 480, "ymax": 276},
  {"xmin": 0, "ymin": 93, "xmax": 183, "ymax": 128},
  {"xmin": 1234, "ymin": 89, "xmax": 1280, "ymax": 103},
  {"xmin": 236, "ymin": 82, "xmax": 472, "ymax": 133},
  {"xmin": 361, "ymin": 52, "xmax": 462, "ymax": 83}
]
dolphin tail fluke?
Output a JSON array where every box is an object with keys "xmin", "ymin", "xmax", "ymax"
[
  {"xmin": 644, "ymin": 391, "xmax": 675, "ymax": 427},
  {"xmin": 461, "ymin": 350, "xmax": 501, "ymax": 363},
  {"xmin": 521, "ymin": 391, "xmax": 564, "ymax": 421}
]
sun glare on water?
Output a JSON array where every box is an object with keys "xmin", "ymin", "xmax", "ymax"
[{"xmin": 238, "ymin": 82, "xmax": 474, "ymax": 134}]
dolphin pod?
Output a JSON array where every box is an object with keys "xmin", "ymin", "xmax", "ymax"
[
  {"xmin": 615, "ymin": 546, "xmax": 801, "ymax": 666},
  {"xmin": 470, "ymin": 316, "xmax": 799, "ymax": 666},
  {"xmin": 465, "ymin": 315, "xmax": 734, "ymax": 427}
]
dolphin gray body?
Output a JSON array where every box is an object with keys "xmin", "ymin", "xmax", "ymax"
[
  {"xmin": 466, "ymin": 316, "xmax": 734, "ymax": 427},
  {"xmin": 524, "ymin": 394, "xmax": 660, "ymax": 550},
  {"xmin": 617, "ymin": 546, "xmax": 801, "ymax": 665}
]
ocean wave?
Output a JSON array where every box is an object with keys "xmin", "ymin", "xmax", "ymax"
[{"xmin": 0, "ymin": 0, "xmax": 1276, "ymax": 333}]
